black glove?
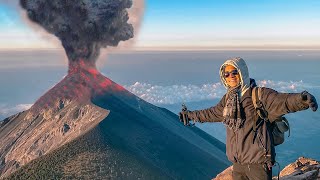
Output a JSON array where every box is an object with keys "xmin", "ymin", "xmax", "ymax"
[
  {"xmin": 179, "ymin": 104, "xmax": 193, "ymax": 126},
  {"xmin": 301, "ymin": 91, "xmax": 318, "ymax": 112},
  {"xmin": 179, "ymin": 111, "xmax": 187, "ymax": 122},
  {"xmin": 179, "ymin": 111, "xmax": 193, "ymax": 126}
]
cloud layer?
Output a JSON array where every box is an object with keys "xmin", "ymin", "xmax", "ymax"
[
  {"xmin": 0, "ymin": 80, "xmax": 317, "ymax": 118},
  {"xmin": 0, "ymin": 104, "xmax": 32, "ymax": 119},
  {"xmin": 125, "ymin": 80, "xmax": 317, "ymax": 105}
]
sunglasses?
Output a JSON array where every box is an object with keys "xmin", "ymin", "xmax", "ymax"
[{"xmin": 224, "ymin": 69, "xmax": 239, "ymax": 78}]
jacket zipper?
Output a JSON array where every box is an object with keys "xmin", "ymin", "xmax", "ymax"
[
  {"xmin": 235, "ymin": 130, "xmax": 240, "ymax": 163},
  {"xmin": 235, "ymin": 92, "xmax": 242, "ymax": 163}
]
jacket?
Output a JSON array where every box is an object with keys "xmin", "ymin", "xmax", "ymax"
[{"xmin": 187, "ymin": 57, "xmax": 309, "ymax": 165}]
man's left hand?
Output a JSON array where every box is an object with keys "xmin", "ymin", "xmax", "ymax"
[{"xmin": 301, "ymin": 91, "xmax": 318, "ymax": 111}]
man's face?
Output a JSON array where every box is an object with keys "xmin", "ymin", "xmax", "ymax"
[{"xmin": 224, "ymin": 65, "xmax": 240, "ymax": 88}]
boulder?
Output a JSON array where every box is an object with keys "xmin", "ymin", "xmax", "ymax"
[{"xmin": 214, "ymin": 157, "xmax": 320, "ymax": 180}]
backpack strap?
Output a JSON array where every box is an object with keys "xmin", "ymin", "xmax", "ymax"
[
  {"xmin": 283, "ymin": 117, "xmax": 290, "ymax": 137},
  {"xmin": 252, "ymin": 87, "xmax": 268, "ymax": 119},
  {"xmin": 251, "ymin": 87, "xmax": 268, "ymax": 143},
  {"xmin": 252, "ymin": 87, "xmax": 269, "ymax": 132},
  {"xmin": 252, "ymin": 87, "xmax": 258, "ymax": 109}
]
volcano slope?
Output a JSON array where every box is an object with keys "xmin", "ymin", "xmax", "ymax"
[{"xmin": 1, "ymin": 65, "xmax": 230, "ymax": 179}]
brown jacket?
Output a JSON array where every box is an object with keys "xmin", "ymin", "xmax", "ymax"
[{"xmin": 187, "ymin": 87, "xmax": 309, "ymax": 165}]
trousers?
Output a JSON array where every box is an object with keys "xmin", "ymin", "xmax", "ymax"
[{"xmin": 233, "ymin": 163, "xmax": 272, "ymax": 180}]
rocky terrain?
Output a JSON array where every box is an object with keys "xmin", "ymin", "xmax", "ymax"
[
  {"xmin": 0, "ymin": 100, "xmax": 108, "ymax": 178},
  {"xmin": 214, "ymin": 157, "xmax": 320, "ymax": 180}
]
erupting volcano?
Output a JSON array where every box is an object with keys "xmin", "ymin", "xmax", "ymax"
[
  {"xmin": 1, "ymin": 0, "xmax": 135, "ymax": 177},
  {"xmin": 22, "ymin": 0, "xmax": 135, "ymax": 112},
  {"xmin": 0, "ymin": 0, "xmax": 230, "ymax": 179}
]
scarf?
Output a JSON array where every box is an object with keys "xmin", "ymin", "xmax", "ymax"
[{"xmin": 223, "ymin": 85, "xmax": 245, "ymax": 131}]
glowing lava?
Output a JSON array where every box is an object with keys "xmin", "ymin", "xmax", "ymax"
[{"xmin": 30, "ymin": 59, "xmax": 126, "ymax": 114}]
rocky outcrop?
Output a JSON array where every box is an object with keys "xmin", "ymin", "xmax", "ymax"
[
  {"xmin": 214, "ymin": 166, "xmax": 233, "ymax": 180},
  {"xmin": 278, "ymin": 157, "xmax": 320, "ymax": 180},
  {"xmin": 0, "ymin": 99, "xmax": 109, "ymax": 178},
  {"xmin": 214, "ymin": 157, "xmax": 320, "ymax": 180}
]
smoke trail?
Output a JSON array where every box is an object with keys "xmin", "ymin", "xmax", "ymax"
[
  {"xmin": 121, "ymin": 0, "xmax": 144, "ymax": 49},
  {"xmin": 98, "ymin": 0, "xmax": 144, "ymax": 66},
  {"xmin": 1, "ymin": 0, "xmax": 19, "ymax": 8},
  {"xmin": 20, "ymin": 0, "xmax": 134, "ymax": 62}
]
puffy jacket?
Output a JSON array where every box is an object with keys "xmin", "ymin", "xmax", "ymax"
[{"xmin": 187, "ymin": 57, "xmax": 309, "ymax": 165}]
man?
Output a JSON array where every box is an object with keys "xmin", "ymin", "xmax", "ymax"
[{"xmin": 180, "ymin": 57, "xmax": 318, "ymax": 180}]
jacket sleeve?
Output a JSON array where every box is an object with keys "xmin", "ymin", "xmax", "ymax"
[
  {"xmin": 186, "ymin": 95, "xmax": 226, "ymax": 123},
  {"xmin": 260, "ymin": 87, "xmax": 309, "ymax": 122}
]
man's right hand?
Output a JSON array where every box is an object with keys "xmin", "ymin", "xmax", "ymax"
[
  {"xmin": 179, "ymin": 111, "xmax": 188, "ymax": 125},
  {"xmin": 179, "ymin": 111, "xmax": 185, "ymax": 123},
  {"xmin": 301, "ymin": 91, "xmax": 318, "ymax": 111},
  {"xmin": 180, "ymin": 109, "xmax": 195, "ymax": 126}
]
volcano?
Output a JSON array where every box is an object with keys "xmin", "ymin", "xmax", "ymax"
[
  {"xmin": 0, "ymin": 59, "xmax": 230, "ymax": 179},
  {"xmin": 0, "ymin": 0, "xmax": 229, "ymax": 178}
]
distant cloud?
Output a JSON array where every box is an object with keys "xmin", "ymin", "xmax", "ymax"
[
  {"xmin": 258, "ymin": 80, "xmax": 308, "ymax": 92},
  {"xmin": 0, "ymin": 80, "xmax": 316, "ymax": 118},
  {"xmin": 125, "ymin": 82, "xmax": 224, "ymax": 104},
  {"xmin": 125, "ymin": 80, "xmax": 316, "ymax": 105},
  {"xmin": 0, "ymin": 103, "xmax": 32, "ymax": 118}
]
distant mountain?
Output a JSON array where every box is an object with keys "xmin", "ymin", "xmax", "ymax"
[{"xmin": 0, "ymin": 62, "xmax": 230, "ymax": 179}]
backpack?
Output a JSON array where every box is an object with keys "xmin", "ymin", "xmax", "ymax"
[{"xmin": 252, "ymin": 87, "xmax": 290, "ymax": 146}]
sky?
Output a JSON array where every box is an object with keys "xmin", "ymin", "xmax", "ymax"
[
  {"xmin": 1, "ymin": 1, "xmax": 320, "ymax": 165},
  {"xmin": 0, "ymin": 0, "xmax": 320, "ymax": 49}
]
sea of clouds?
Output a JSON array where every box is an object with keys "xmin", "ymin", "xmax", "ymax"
[
  {"xmin": 125, "ymin": 80, "xmax": 315, "ymax": 105},
  {"xmin": 0, "ymin": 80, "xmax": 317, "ymax": 119}
]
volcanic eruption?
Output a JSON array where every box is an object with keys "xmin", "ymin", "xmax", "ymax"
[
  {"xmin": 0, "ymin": 0, "xmax": 230, "ymax": 179},
  {"xmin": 22, "ymin": 0, "xmax": 135, "ymax": 110},
  {"xmin": 1, "ymin": 0, "xmax": 136, "ymax": 177}
]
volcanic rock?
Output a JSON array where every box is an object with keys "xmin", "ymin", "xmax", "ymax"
[
  {"xmin": 278, "ymin": 157, "xmax": 320, "ymax": 180},
  {"xmin": 213, "ymin": 166, "xmax": 233, "ymax": 180},
  {"xmin": 0, "ymin": 96, "xmax": 109, "ymax": 178},
  {"xmin": 213, "ymin": 157, "xmax": 320, "ymax": 180}
]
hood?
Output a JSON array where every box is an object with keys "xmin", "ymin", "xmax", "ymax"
[{"xmin": 219, "ymin": 57, "xmax": 250, "ymax": 96}]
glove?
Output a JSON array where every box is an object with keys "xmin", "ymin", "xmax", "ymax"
[
  {"xmin": 179, "ymin": 103, "xmax": 188, "ymax": 122},
  {"xmin": 179, "ymin": 111, "xmax": 186, "ymax": 122},
  {"xmin": 301, "ymin": 91, "xmax": 318, "ymax": 112},
  {"xmin": 179, "ymin": 103, "xmax": 196, "ymax": 126},
  {"xmin": 179, "ymin": 110, "xmax": 190, "ymax": 125}
]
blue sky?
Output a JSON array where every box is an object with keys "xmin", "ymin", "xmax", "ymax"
[{"xmin": 1, "ymin": 0, "xmax": 320, "ymax": 49}]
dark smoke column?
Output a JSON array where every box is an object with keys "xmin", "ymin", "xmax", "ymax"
[{"xmin": 21, "ymin": 0, "xmax": 134, "ymax": 68}]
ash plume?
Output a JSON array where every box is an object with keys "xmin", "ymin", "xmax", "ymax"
[{"xmin": 20, "ymin": 0, "xmax": 134, "ymax": 62}]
